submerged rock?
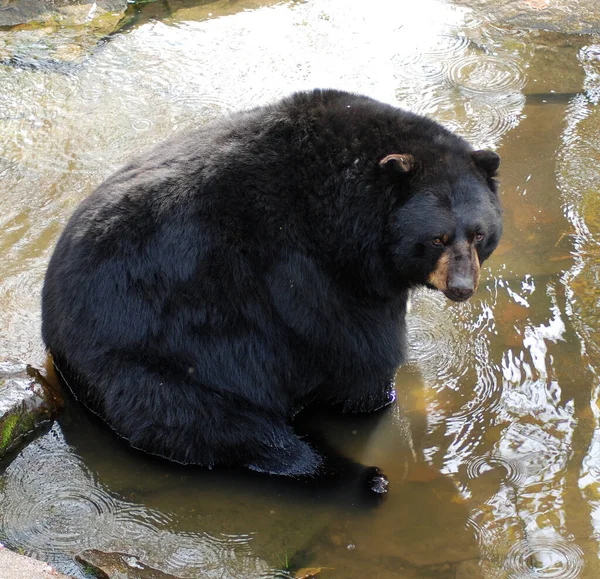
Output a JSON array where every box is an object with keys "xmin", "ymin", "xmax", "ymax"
[
  {"xmin": 0, "ymin": 364, "xmax": 63, "ymax": 458},
  {"xmin": 75, "ymin": 550, "xmax": 185, "ymax": 579},
  {"xmin": 453, "ymin": 0, "xmax": 600, "ymax": 35}
]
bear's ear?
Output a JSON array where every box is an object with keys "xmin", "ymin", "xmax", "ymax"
[
  {"xmin": 379, "ymin": 153, "xmax": 414, "ymax": 175},
  {"xmin": 471, "ymin": 150, "xmax": 500, "ymax": 177}
]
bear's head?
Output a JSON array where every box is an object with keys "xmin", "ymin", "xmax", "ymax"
[{"xmin": 381, "ymin": 148, "xmax": 502, "ymax": 302}]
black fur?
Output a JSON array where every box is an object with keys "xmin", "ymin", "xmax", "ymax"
[{"xmin": 42, "ymin": 89, "xmax": 502, "ymax": 480}]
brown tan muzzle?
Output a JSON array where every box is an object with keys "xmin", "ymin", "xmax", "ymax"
[{"xmin": 428, "ymin": 242, "xmax": 481, "ymax": 302}]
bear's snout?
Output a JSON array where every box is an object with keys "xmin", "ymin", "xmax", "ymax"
[
  {"xmin": 428, "ymin": 242, "xmax": 481, "ymax": 302},
  {"xmin": 445, "ymin": 277, "xmax": 475, "ymax": 302}
]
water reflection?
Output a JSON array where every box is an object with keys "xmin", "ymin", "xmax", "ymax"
[
  {"xmin": 408, "ymin": 277, "xmax": 585, "ymax": 577},
  {"xmin": 403, "ymin": 25, "xmax": 598, "ymax": 577},
  {"xmin": 1, "ymin": 0, "xmax": 600, "ymax": 577},
  {"xmin": 559, "ymin": 42, "xmax": 600, "ymax": 574}
]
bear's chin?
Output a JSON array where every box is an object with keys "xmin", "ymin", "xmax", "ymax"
[
  {"xmin": 424, "ymin": 283, "xmax": 474, "ymax": 303},
  {"xmin": 442, "ymin": 288, "xmax": 475, "ymax": 303}
]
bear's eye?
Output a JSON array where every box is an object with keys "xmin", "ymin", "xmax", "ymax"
[
  {"xmin": 474, "ymin": 232, "xmax": 485, "ymax": 243},
  {"xmin": 431, "ymin": 237, "xmax": 444, "ymax": 248}
]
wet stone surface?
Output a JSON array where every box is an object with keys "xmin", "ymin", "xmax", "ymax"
[
  {"xmin": 76, "ymin": 550, "xmax": 184, "ymax": 579},
  {"xmin": 0, "ymin": 0, "xmax": 133, "ymax": 68},
  {"xmin": 0, "ymin": 0, "xmax": 127, "ymax": 28},
  {"xmin": 0, "ymin": 364, "xmax": 62, "ymax": 458}
]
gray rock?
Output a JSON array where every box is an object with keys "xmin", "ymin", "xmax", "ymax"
[
  {"xmin": 75, "ymin": 550, "xmax": 185, "ymax": 579},
  {"xmin": 0, "ymin": 0, "xmax": 128, "ymax": 27},
  {"xmin": 0, "ymin": 364, "xmax": 63, "ymax": 458}
]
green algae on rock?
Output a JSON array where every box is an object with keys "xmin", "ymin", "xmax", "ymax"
[{"xmin": 0, "ymin": 365, "xmax": 63, "ymax": 458}]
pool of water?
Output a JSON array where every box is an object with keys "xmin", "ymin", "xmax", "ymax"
[{"xmin": 1, "ymin": 0, "xmax": 599, "ymax": 577}]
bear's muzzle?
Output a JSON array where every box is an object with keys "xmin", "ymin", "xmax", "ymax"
[{"xmin": 428, "ymin": 241, "xmax": 480, "ymax": 302}]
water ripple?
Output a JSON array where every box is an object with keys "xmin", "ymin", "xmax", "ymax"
[
  {"xmin": 394, "ymin": 57, "xmax": 449, "ymax": 86},
  {"xmin": 504, "ymin": 537, "xmax": 584, "ymax": 579},
  {"xmin": 3, "ymin": 486, "xmax": 117, "ymax": 553},
  {"xmin": 402, "ymin": 87, "xmax": 524, "ymax": 149},
  {"xmin": 441, "ymin": 95, "xmax": 525, "ymax": 148},
  {"xmin": 111, "ymin": 504, "xmax": 174, "ymax": 542},
  {"xmin": 465, "ymin": 455, "xmax": 527, "ymax": 486},
  {"xmin": 169, "ymin": 92, "xmax": 238, "ymax": 117},
  {"xmin": 406, "ymin": 291, "xmax": 470, "ymax": 386},
  {"xmin": 425, "ymin": 33, "xmax": 470, "ymax": 58},
  {"xmin": 392, "ymin": 33, "xmax": 470, "ymax": 85},
  {"xmin": 447, "ymin": 55, "xmax": 526, "ymax": 95},
  {"xmin": 131, "ymin": 118, "xmax": 154, "ymax": 132},
  {"xmin": 0, "ymin": 427, "xmax": 118, "ymax": 557}
]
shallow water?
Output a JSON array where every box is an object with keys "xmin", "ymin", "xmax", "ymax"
[{"xmin": 1, "ymin": 0, "xmax": 600, "ymax": 577}]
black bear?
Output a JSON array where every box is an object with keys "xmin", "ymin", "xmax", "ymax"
[{"xmin": 42, "ymin": 89, "xmax": 502, "ymax": 483}]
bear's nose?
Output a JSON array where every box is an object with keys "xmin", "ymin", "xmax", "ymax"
[{"xmin": 446, "ymin": 278, "xmax": 475, "ymax": 302}]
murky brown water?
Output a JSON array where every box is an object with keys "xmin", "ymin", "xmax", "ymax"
[{"xmin": 1, "ymin": 0, "xmax": 600, "ymax": 577}]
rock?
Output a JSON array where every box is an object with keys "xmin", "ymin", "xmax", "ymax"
[
  {"xmin": 0, "ymin": 0, "xmax": 131, "ymax": 69},
  {"xmin": 453, "ymin": 0, "xmax": 600, "ymax": 35},
  {"xmin": 0, "ymin": 364, "xmax": 63, "ymax": 458},
  {"xmin": 75, "ymin": 550, "xmax": 185, "ymax": 579},
  {"xmin": 0, "ymin": 545, "xmax": 73, "ymax": 579},
  {"xmin": 165, "ymin": 0, "xmax": 285, "ymax": 23},
  {"xmin": 0, "ymin": 0, "xmax": 128, "ymax": 28},
  {"xmin": 522, "ymin": 32, "xmax": 587, "ymax": 95}
]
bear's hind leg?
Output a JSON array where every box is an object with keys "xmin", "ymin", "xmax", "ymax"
[
  {"xmin": 91, "ymin": 364, "xmax": 321, "ymax": 477},
  {"xmin": 246, "ymin": 423, "xmax": 323, "ymax": 478}
]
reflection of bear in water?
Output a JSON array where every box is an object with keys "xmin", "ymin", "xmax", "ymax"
[{"xmin": 42, "ymin": 90, "xmax": 502, "ymax": 483}]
